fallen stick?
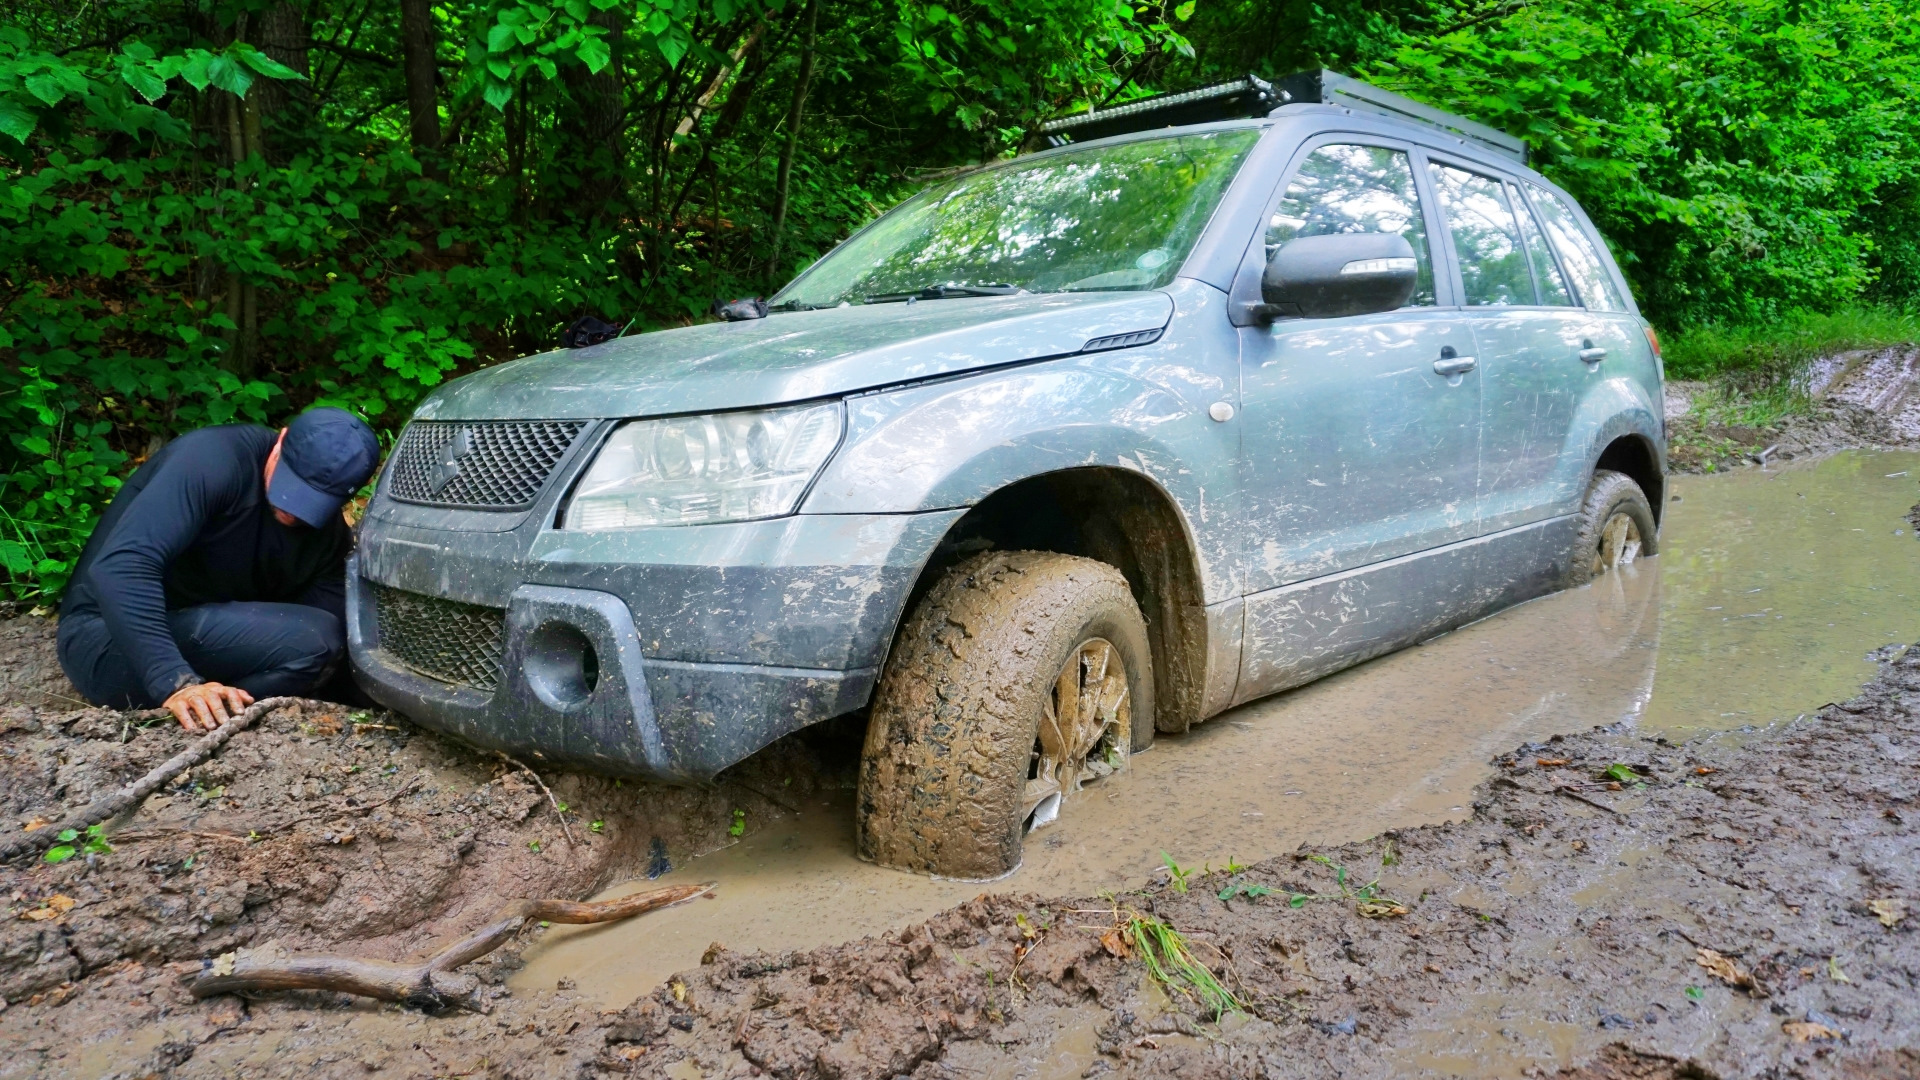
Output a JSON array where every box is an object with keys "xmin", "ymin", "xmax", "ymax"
[
  {"xmin": 496, "ymin": 750, "xmax": 578, "ymax": 848},
  {"xmin": 1, "ymin": 696, "xmax": 300, "ymax": 862},
  {"xmin": 189, "ymin": 882, "xmax": 714, "ymax": 1011}
]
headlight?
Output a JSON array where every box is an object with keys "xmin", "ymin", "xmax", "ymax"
[{"xmin": 562, "ymin": 402, "xmax": 843, "ymax": 530}]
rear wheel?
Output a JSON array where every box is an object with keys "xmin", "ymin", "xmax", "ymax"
[
  {"xmin": 1567, "ymin": 469, "xmax": 1658, "ymax": 586},
  {"xmin": 856, "ymin": 551, "xmax": 1154, "ymax": 879}
]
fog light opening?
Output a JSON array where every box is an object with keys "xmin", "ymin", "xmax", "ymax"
[{"xmin": 524, "ymin": 622, "xmax": 599, "ymax": 710}]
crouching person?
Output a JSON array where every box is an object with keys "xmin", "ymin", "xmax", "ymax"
[{"xmin": 57, "ymin": 407, "xmax": 381, "ymax": 731}]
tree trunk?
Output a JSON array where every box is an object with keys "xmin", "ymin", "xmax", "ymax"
[
  {"xmin": 561, "ymin": 10, "xmax": 628, "ymax": 214},
  {"xmin": 253, "ymin": 2, "xmax": 310, "ymax": 119},
  {"xmin": 399, "ymin": 0, "xmax": 443, "ymax": 173},
  {"xmin": 768, "ymin": 0, "xmax": 820, "ymax": 282}
]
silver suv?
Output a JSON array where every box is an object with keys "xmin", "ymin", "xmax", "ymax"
[{"xmin": 349, "ymin": 71, "xmax": 1664, "ymax": 878}]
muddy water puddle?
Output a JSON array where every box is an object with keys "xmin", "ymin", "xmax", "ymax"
[{"xmin": 516, "ymin": 450, "xmax": 1920, "ymax": 1006}]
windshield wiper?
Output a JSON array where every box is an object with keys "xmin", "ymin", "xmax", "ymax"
[{"xmin": 864, "ymin": 283, "xmax": 1024, "ymax": 304}]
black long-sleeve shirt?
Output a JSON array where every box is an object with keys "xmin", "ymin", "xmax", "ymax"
[{"xmin": 61, "ymin": 424, "xmax": 353, "ymax": 701}]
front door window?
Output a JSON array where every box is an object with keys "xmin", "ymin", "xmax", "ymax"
[{"xmin": 1268, "ymin": 144, "xmax": 1436, "ymax": 307}]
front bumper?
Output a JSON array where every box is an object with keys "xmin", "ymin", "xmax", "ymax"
[{"xmin": 347, "ymin": 510, "xmax": 963, "ymax": 781}]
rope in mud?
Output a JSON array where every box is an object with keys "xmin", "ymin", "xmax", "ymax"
[{"xmin": 0, "ymin": 696, "xmax": 300, "ymax": 862}]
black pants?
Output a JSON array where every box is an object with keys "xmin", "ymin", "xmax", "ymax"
[{"xmin": 58, "ymin": 602, "xmax": 348, "ymax": 709}]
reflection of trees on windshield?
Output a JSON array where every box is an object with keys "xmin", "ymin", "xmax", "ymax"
[
  {"xmin": 777, "ymin": 130, "xmax": 1258, "ymax": 306},
  {"xmin": 1432, "ymin": 165, "xmax": 1535, "ymax": 306},
  {"xmin": 1268, "ymin": 145, "xmax": 1436, "ymax": 306}
]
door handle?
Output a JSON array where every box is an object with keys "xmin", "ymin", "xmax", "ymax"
[
  {"xmin": 1579, "ymin": 347, "xmax": 1608, "ymax": 363},
  {"xmin": 1433, "ymin": 355, "xmax": 1477, "ymax": 376}
]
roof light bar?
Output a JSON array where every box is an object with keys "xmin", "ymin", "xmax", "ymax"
[{"xmin": 1036, "ymin": 69, "xmax": 1527, "ymax": 165}]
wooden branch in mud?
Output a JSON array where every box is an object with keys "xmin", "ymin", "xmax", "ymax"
[
  {"xmin": 0, "ymin": 696, "xmax": 300, "ymax": 862},
  {"xmin": 189, "ymin": 883, "xmax": 715, "ymax": 1010},
  {"xmin": 496, "ymin": 750, "xmax": 578, "ymax": 848}
]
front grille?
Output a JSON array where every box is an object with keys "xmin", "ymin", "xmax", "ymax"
[
  {"xmin": 386, "ymin": 420, "xmax": 589, "ymax": 510},
  {"xmin": 372, "ymin": 584, "xmax": 506, "ymax": 692}
]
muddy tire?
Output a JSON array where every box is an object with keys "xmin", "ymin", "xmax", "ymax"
[
  {"xmin": 856, "ymin": 551, "xmax": 1155, "ymax": 879},
  {"xmin": 1566, "ymin": 469, "xmax": 1658, "ymax": 586}
]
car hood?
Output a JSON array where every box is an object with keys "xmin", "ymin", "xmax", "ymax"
[{"xmin": 414, "ymin": 291, "xmax": 1175, "ymax": 421}]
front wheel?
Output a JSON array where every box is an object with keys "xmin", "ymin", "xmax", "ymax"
[
  {"xmin": 1567, "ymin": 469, "xmax": 1659, "ymax": 587},
  {"xmin": 856, "ymin": 551, "xmax": 1155, "ymax": 879}
]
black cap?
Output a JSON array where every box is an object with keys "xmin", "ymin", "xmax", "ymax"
[{"xmin": 268, "ymin": 407, "xmax": 380, "ymax": 527}]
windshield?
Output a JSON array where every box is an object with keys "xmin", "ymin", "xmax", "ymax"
[{"xmin": 773, "ymin": 129, "xmax": 1261, "ymax": 308}]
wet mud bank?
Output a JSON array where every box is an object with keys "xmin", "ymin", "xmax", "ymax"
[
  {"xmin": 6, "ymin": 625, "xmax": 1916, "ymax": 1077},
  {"xmin": 1665, "ymin": 344, "xmax": 1920, "ymax": 474},
  {"xmin": 0, "ymin": 614, "xmax": 845, "ymax": 1078}
]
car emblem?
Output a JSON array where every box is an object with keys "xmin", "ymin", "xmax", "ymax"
[{"xmin": 429, "ymin": 427, "xmax": 476, "ymax": 494}]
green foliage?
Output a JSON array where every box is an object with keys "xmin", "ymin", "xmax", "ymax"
[
  {"xmin": 1174, "ymin": 0, "xmax": 1920, "ymax": 329},
  {"xmin": 1120, "ymin": 910, "xmax": 1243, "ymax": 1018},
  {"xmin": 44, "ymin": 823, "xmax": 112, "ymax": 864},
  {"xmin": 0, "ymin": 0, "xmax": 1183, "ymax": 600},
  {"xmin": 1664, "ymin": 306, "xmax": 1920, "ymax": 383},
  {"xmin": 1161, "ymin": 851, "xmax": 1193, "ymax": 893}
]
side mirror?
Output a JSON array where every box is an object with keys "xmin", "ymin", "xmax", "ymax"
[{"xmin": 1257, "ymin": 233, "xmax": 1418, "ymax": 321}]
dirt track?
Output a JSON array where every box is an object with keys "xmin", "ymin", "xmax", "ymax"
[
  {"xmin": 2, "ymin": 603, "xmax": 1916, "ymax": 1077},
  {"xmin": 1664, "ymin": 345, "xmax": 1920, "ymax": 473}
]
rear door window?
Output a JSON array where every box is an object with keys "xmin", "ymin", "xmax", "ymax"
[
  {"xmin": 1268, "ymin": 144, "xmax": 1436, "ymax": 307},
  {"xmin": 1513, "ymin": 187, "xmax": 1575, "ymax": 306},
  {"xmin": 1528, "ymin": 185, "xmax": 1627, "ymax": 311},
  {"xmin": 1429, "ymin": 163, "xmax": 1534, "ymax": 306}
]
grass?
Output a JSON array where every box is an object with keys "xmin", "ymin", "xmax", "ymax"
[
  {"xmin": 1662, "ymin": 305, "xmax": 1919, "ymax": 434},
  {"xmin": 1122, "ymin": 911, "xmax": 1244, "ymax": 1019},
  {"xmin": 1664, "ymin": 305, "xmax": 1918, "ymax": 385}
]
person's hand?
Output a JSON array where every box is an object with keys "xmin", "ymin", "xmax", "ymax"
[{"xmin": 163, "ymin": 681, "xmax": 254, "ymax": 733}]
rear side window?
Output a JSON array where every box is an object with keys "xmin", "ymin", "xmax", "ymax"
[
  {"xmin": 1513, "ymin": 188, "xmax": 1575, "ymax": 306},
  {"xmin": 1429, "ymin": 164, "xmax": 1534, "ymax": 306},
  {"xmin": 1528, "ymin": 185, "xmax": 1627, "ymax": 311},
  {"xmin": 1268, "ymin": 144, "xmax": 1436, "ymax": 306}
]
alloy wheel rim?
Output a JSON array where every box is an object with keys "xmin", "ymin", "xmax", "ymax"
[
  {"xmin": 1591, "ymin": 511, "xmax": 1644, "ymax": 576},
  {"xmin": 1023, "ymin": 637, "xmax": 1131, "ymax": 829}
]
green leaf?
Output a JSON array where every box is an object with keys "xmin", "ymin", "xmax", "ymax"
[
  {"xmin": 577, "ymin": 36, "xmax": 611, "ymax": 73},
  {"xmin": 206, "ymin": 54, "xmax": 254, "ymax": 97},
  {"xmin": 0, "ymin": 101, "xmax": 34, "ymax": 144},
  {"xmin": 56, "ymin": 828, "xmax": 77, "ymax": 842},
  {"xmin": 483, "ymin": 79, "xmax": 515, "ymax": 111},
  {"xmin": 120, "ymin": 63, "xmax": 169, "ymax": 103},
  {"xmin": 235, "ymin": 45, "xmax": 305, "ymax": 81},
  {"xmin": 177, "ymin": 52, "xmax": 213, "ymax": 91},
  {"xmin": 1289, "ymin": 894, "xmax": 1308, "ymax": 908},
  {"xmin": 44, "ymin": 845, "xmax": 76, "ymax": 864},
  {"xmin": 1173, "ymin": 0, "xmax": 1195, "ymax": 19},
  {"xmin": 24, "ymin": 73, "xmax": 67, "ymax": 106},
  {"xmin": 488, "ymin": 22, "xmax": 520, "ymax": 53},
  {"xmin": 0, "ymin": 540, "xmax": 31, "ymax": 575},
  {"xmin": 1603, "ymin": 763, "xmax": 1637, "ymax": 783}
]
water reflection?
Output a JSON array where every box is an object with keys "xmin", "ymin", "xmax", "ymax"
[{"xmin": 515, "ymin": 450, "xmax": 1920, "ymax": 1003}]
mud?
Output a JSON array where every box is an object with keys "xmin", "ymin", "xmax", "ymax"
[
  {"xmin": 0, "ymin": 645, "xmax": 840, "ymax": 1078},
  {"xmin": 545, "ymin": 639, "xmax": 1919, "ymax": 1080},
  {"xmin": 1665, "ymin": 344, "xmax": 1920, "ymax": 474},
  {"xmin": 20, "ymin": 623, "xmax": 1901, "ymax": 1079}
]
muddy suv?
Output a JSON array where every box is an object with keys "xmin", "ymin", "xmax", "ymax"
[{"xmin": 348, "ymin": 71, "xmax": 1664, "ymax": 879}]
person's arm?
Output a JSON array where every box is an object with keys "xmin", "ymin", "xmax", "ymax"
[
  {"xmin": 296, "ymin": 566, "xmax": 346, "ymax": 624},
  {"xmin": 85, "ymin": 441, "xmax": 249, "ymax": 718}
]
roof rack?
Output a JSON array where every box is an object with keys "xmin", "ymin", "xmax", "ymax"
[{"xmin": 1037, "ymin": 69, "xmax": 1527, "ymax": 165}]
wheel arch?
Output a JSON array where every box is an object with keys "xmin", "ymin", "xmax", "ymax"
[
  {"xmin": 888, "ymin": 466, "xmax": 1212, "ymax": 734},
  {"xmin": 1594, "ymin": 432, "xmax": 1666, "ymax": 525}
]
